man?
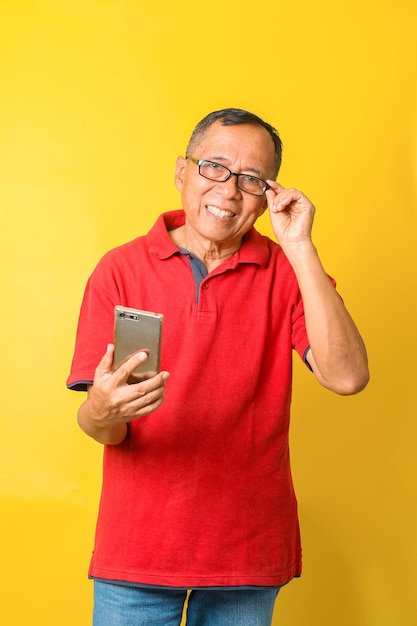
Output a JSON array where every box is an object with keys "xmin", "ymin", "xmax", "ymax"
[{"xmin": 67, "ymin": 108, "xmax": 369, "ymax": 626}]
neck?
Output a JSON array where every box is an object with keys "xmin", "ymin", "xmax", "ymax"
[{"xmin": 169, "ymin": 225, "xmax": 241, "ymax": 272}]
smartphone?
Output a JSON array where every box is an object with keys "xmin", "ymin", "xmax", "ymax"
[{"xmin": 114, "ymin": 306, "xmax": 163, "ymax": 378}]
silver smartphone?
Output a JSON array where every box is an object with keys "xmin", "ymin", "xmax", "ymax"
[{"xmin": 114, "ymin": 306, "xmax": 163, "ymax": 378}]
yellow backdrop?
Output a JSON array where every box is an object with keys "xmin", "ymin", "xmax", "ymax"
[{"xmin": 1, "ymin": 1, "xmax": 416, "ymax": 624}]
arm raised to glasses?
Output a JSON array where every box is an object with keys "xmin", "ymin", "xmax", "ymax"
[{"xmin": 266, "ymin": 182, "xmax": 369, "ymax": 395}]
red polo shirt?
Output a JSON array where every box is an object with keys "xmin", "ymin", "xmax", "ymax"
[{"xmin": 67, "ymin": 210, "xmax": 311, "ymax": 587}]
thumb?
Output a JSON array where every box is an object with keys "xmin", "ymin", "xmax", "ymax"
[
  {"xmin": 265, "ymin": 188, "xmax": 275, "ymax": 211},
  {"xmin": 95, "ymin": 343, "xmax": 115, "ymax": 377}
]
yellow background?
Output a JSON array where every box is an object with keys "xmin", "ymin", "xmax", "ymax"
[{"xmin": 1, "ymin": 0, "xmax": 416, "ymax": 624}]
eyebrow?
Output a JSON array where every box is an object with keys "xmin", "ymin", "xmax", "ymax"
[{"xmin": 208, "ymin": 155, "xmax": 265, "ymax": 179}]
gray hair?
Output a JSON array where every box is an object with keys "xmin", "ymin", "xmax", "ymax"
[{"xmin": 186, "ymin": 108, "xmax": 283, "ymax": 178}]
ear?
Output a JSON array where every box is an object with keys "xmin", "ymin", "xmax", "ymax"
[{"xmin": 174, "ymin": 156, "xmax": 187, "ymax": 192}]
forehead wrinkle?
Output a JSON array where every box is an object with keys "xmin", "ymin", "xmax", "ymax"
[{"xmin": 207, "ymin": 155, "xmax": 265, "ymax": 179}]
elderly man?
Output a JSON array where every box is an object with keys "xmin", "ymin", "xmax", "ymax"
[{"xmin": 68, "ymin": 108, "xmax": 369, "ymax": 626}]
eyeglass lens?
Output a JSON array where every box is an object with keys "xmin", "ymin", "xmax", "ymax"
[{"xmin": 195, "ymin": 159, "xmax": 267, "ymax": 196}]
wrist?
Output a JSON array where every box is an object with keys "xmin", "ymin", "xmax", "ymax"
[
  {"xmin": 78, "ymin": 398, "xmax": 128, "ymax": 445},
  {"xmin": 281, "ymin": 239, "xmax": 318, "ymax": 265}
]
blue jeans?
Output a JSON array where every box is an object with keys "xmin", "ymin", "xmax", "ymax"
[{"xmin": 93, "ymin": 581, "xmax": 280, "ymax": 626}]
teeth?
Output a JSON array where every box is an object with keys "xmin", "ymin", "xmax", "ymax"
[{"xmin": 206, "ymin": 205, "xmax": 235, "ymax": 218}]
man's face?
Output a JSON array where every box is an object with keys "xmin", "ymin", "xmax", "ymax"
[{"xmin": 174, "ymin": 121, "xmax": 276, "ymax": 248}]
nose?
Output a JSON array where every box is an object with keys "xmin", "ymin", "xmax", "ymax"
[{"xmin": 216, "ymin": 172, "xmax": 241, "ymax": 197}]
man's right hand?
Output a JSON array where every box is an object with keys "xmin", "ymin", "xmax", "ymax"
[{"xmin": 77, "ymin": 344, "xmax": 170, "ymax": 444}]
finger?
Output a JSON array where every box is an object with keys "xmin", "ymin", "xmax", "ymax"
[
  {"xmin": 266, "ymin": 180, "xmax": 285, "ymax": 193},
  {"xmin": 266, "ymin": 189, "xmax": 289, "ymax": 213},
  {"xmin": 140, "ymin": 370, "xmax": 170, "ymax": 389},
  {"xmin": 94, "ymin": 343, "xmax": 115, "ymax": 377},
  {"xmin": 130, "ymin": 385, "xmax": 168, "ymax": 418},
  {"xmin": 265, "ymin": 188, "xmax": 279, "ymax": 211},
  {"xmin": 266, "ymin": 182, "xmax": 289, "ymax": 211},
  {"xmin": 129, "ymin": 370, "xmax": 169, "ymax": 407},
  {"xmin": 114, "ymin": 350, "xmax": 149, "ymax": 383},
  {"xmin": 273, "ymin": 187, "xmax": 306, "ymax": 212},
  {"xmin": 131, "ymin": 370, "xmax": 170, "ymax": 398}
]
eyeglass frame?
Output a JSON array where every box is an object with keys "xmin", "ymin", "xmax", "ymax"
[{"xmin": 185, "ymin": 156, "xmax": 271, "ymax": 197}]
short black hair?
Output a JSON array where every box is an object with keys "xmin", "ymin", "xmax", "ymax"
[{"xmin": 186, "ymin": 108, "xmax": 282, "ymax": 178}]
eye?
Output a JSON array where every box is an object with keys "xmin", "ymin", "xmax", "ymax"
[
  {"xmin": 242, "ymin": 175, "xmax": 259, "ymax": 184},
  {"xmin": 205, "ymin": 161, "xmax": 224, "ymax": 171},
  {"xmin": 200, "ymin": 161, "xmax": 229, "ymax": 180}
]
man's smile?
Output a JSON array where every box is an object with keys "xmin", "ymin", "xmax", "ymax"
[{"xmin": 206, "ymin": 205, "xmax": 236, "ymax": 219}]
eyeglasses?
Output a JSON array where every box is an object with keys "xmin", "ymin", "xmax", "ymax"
[{"xmin": 186, "ymin": 156, "xmax": 270, "ymax": 197}]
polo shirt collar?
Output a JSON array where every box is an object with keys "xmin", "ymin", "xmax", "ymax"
[
  {"xmin": 147, "ymin": 211, "xmax": 186, "ymax": 259},
  {"xmin": 148, "ymin": 210, "xmax": 271, "ymax": 267}
]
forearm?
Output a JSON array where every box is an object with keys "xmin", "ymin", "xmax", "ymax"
[
  {"xmin": 77, "ymin": 394, "xmax": 128, "ymax": 445},
  {"xmin": 287, "ymin": 241, "xmax": 369, "ymax": 394}
]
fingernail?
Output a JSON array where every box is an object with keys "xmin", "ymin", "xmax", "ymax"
[{"xmin": 137, "ymin": 351, "xmax": 147, "ymax": 360}]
